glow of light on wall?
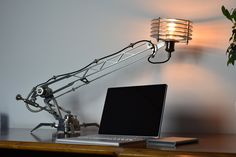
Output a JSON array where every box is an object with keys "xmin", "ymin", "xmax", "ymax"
[{"xmin": 161, "ymin": 63, "xmax": 231, "ymax": 107}]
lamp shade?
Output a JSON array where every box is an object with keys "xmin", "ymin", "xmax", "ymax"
[{"xmin": 151, "ymin": 17, "xmax": 192, "ymax": 44}]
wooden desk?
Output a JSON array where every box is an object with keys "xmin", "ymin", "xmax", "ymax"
[{"xmin": 0, "ymin": 128, "xmax": 236, "ymax": 156}]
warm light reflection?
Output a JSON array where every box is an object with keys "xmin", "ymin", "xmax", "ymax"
[
  {"xmin": 134, "ymin": 0, "xmax": 235, "ymax": 53},
  {"xmin": 161, "ymin": 63, "xmax": 230, "ymax": 106},
  {"xmin": 189, "ymin": 21, "xmax": 230, "ymax": 52}
]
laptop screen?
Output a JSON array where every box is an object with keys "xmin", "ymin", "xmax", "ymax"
[{"xmin": 99, "ymin": 84, "xmax": 167, "ymax": 137}]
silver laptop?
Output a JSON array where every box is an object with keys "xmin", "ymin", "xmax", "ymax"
[{"xmin": 56, "ymin": 84, "xmax": 168, "ymax": 146}]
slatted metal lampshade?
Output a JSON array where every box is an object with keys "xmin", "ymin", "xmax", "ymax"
[{"xmin": 151, "ymin": 17, "xmax": 193, "ymax": 44}]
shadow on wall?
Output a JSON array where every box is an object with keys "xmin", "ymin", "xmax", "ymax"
[
  {"xmin": 0, "ymin": 113, "xmax": 9, "ymax": 135},
  {"xmin": 163, "ymin": 104, "xmax": 226, "ymax": 134},
  {"xmin": 175, "ymin": 45, "xmax": 204, "ymax": 63}
]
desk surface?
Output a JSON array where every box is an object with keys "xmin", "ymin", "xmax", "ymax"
[{"xmin": 0, "ymin": 128, "xmax": 236, "ymax": 157}]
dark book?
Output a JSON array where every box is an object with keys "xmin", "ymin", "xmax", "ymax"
[{"xmin": 147, "ymin": 136, "xmax": 198, "ymax": 148}]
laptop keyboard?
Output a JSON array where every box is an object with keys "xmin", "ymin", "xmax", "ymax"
[
  {"xmin": 78, "ymin": 135, "xmax": 144, "ymax": 142},
  {"xmin": 56, "ymin": 134, "xmax": 147, "ymax": 146}
]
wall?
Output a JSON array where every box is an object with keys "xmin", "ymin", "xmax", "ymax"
[{"xmin": 0, "ymin": 0, "xmax": 236, "ymax": 134}]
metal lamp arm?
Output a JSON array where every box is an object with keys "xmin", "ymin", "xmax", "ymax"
[
  {"xmin": 16, "ymin": 40, "xmax": 168, "ymax": 134},
  {"xmin": 38, "ymin": 40, "xmax": 155, "ymax": 87},
  {"xmin": 17, "ymin": 40, "xmax": 168, "ymax": 111},
  {"xmin": 33, "ymin": 40, "xmax": 158, "ymax": 98}
]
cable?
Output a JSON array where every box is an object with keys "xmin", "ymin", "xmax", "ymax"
[{"xmin": 148, "ymin": 51, "xmax": 172, "ymax": 64}]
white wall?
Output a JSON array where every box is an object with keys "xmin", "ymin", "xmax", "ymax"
[{"xmin": 0, "ymin": 0, "xmax": 236, "ymax": 134}]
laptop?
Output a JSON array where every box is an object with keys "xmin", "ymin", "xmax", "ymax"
[{"xmin": 56, "ymin": 84, "xmax": 168, "ymax": 146}]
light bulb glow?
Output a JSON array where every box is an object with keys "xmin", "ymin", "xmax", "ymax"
[
  {"xmin": 167, "ymin": 22, "xmax": 176, "ymax": 39},
  {"xmin": 167, "ymin": 22, "xmax": 176, "ymax": 32}
]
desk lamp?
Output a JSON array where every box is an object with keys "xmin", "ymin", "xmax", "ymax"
[
  {"xmin": 16, "ymin": 17, "xmax": 192, "ymax": 136},
  {"xmin": 149, "ymin": 17, "xmax": 192, "ymax": 63}
]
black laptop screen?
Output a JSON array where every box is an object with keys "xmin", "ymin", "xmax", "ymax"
[{"xmin": 99, "ymin": 84, "xmax": 167, "ymax": 136}]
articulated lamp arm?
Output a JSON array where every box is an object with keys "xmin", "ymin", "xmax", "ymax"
[{"xmin": 15, "ymin": 40, "xmax": 169, "ymax": 135}]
